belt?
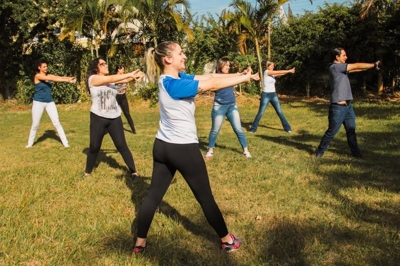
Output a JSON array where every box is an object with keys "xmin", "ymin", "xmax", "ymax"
[{"xmin": 331, "ymin": 101, "xmax": 351, "ymax": 106}]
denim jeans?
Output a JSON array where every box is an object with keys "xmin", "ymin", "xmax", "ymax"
[
  {"xmin": 250, "ymin": 92, "xmax": 291, "ymax": 132},
  {"xmin": 208, "ymin": 103, "xmax": 248, "ymax": 149},
  {"xmin": 315, "ymin": 103, "xmax": 361, "ymax": 156}
]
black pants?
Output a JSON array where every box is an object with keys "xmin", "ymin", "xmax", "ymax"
[
  {"xmin": 85, "ymin": 112, "xmax": 136, "ymax": 174},
  {"xmin": 136, "ymin": 139, "xmax": 229, "ymax": 238},
  {"xmin": 116, "ymin": 93, "xmax": 135, "ymax": 133}
]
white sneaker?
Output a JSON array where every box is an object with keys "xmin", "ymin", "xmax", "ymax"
[
  {"xmin": 205, "ymin": 151, "xmax": 214, "ymax": 159},
  {"xmin": 243, "ymin": 151, "xmax": 252, "ymax": 158}
]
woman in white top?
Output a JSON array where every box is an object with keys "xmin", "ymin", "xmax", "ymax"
[
  {"xmin": 83, "ymin": 58, "xmax": 144, "ymax": 178},
  {"xmin": 249, "ymin": 61, "xmax": 295, "ymax": 133},
  {"xmin": 133, "ymin": 41, "xmax": 259, "ymax": 254}
]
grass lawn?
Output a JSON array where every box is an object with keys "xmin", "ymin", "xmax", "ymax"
[{"xmin": 0, "ymin": 95, "xmax": 399, "ymax": 265}]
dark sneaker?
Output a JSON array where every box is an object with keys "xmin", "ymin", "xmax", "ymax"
[
  {"xmin": 314, "ymin": 151, "xmax": 323, "ymax": 158},
  {"xmin": 221, "ymin": 234, "xmax": 242, "ymax": 252},
  {"xmin": 353, "ymin": 153, "xmax": 363, "ymax": 158}
]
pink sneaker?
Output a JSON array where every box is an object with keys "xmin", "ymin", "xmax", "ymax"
[{"xmin": 221, "ymin": 234, "xmax": 242, "ymax": 252}]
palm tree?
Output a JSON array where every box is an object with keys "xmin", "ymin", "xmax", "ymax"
[
  {"xmin": 58, "ymin": 0, "xmax": 112, "ymax": 57},
  {"xmin": 228, "ymin": 0, "xmax": 289, "ymax": 85},
  {"xmin": 131, "ymin": 0, "xmax": 193, "ymax": 82},
  {"xmin": 131, "ymin": 0, "xmax": 193, "ymax": 48}
]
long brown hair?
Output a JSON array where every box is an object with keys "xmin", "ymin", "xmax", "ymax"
[{"xmin": 216, "ymin": 58, "xmax": 229, "ymax": 73}]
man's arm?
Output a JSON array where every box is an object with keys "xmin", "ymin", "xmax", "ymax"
[{"xmin": 347, "ymin": 61, "xmax": 380, "ymax": 73}]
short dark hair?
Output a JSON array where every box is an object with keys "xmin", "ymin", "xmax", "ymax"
[
  {"xmin": 115, "ymin": 65, "xmax": 124, "ymax": 72},
  {"xmin": 332, "ymin": 47, "xmax": 345, "ymax": 61},
  {"xmin": 33, "ymin": 58, "xmax": 49, "ymax": 73}
]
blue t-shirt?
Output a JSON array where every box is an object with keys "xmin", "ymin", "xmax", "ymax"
[
  {"xmin": 33, "ymin": 81, "xmax": 53, "ymax": 102},
  {"xmin": 213, "ymin": 73, "xmax": 235, "ymax": 105},
  {"xmin": 329, "ymin": 63, "xmax": 353, "ymax": 103}
]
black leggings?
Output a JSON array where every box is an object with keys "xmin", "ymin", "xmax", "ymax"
[
  {"xmin": 136, "ymin": 139, "xmax": 228, "ymax": 238},
  {"xmin": 85, "ymin": 112, "xmax": 136, "ymax": 174},
  {"xmin": 116, "ymin": 93, "xmax": 135, "ymax": 133}
]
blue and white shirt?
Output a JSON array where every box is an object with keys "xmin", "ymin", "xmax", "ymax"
[{"xmin": 156, "ymin": 72, "xmax": 199, "ymax": 144}]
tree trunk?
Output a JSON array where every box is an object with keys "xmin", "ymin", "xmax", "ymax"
[
  {"xmin": 377, "ymin": 72, "xmax": 384, "ymax": 95},
  {"xmin": 255, "ymin": 38, "xmax": 263, "ymax": 89},
  {"xmin": 306, "ymin": 82, "xmax": 310, "ymax": 97}
]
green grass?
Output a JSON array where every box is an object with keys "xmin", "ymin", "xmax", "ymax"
[{"xmin": 0, "ymin": 96, "xmax": 399, "ymax": 266}]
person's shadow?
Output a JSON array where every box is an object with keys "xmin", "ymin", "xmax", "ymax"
[
  {"xmin": 34, "ymin": 130, "xmax": 61, "ymax": 145},
  {"xmin": 81, "ymin": 147, "xmax": 127, "ymax": 173},
  {"xmin": 125, "ymin": 174, "xmax": 216, "ymax": 247}
]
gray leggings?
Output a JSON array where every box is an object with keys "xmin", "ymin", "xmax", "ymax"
[{"xmin": 136, "ymin": 139, "xmax": 229, "ymax": 238}]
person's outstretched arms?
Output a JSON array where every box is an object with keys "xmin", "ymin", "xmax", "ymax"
[
  {"xmin": 197, "ymin": 68, "xmax": 253, "ymax": 93},
  {"xmin": 267, "ymin": 67, "xmax": 295, "ymax": 77},
  {"xmin": 347, "ymin": 60, "xmax": 380, "ymax": 73},
  {"xmin": 115, "ymin": 70, "xmax": 145, "ymax": 84},
  {"xmin": 36, "ymin": 73, "xmax": 76, "ymax": 83},
  {"xmin": 91, "ymin": 70, "xmax": 143, "ymax": 86}
]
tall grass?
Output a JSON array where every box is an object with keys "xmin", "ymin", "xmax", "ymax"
[{"xmin": 0, "ymin": 96, "xmax": 399, "ymax": 266}]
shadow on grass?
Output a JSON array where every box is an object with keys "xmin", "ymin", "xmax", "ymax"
[
  {"xmin": 255, "ymin": 131, "xmax": 318, "ymax": 155},
  {"xmin": 34, "ymin": 129, "xmax": 62, "ymax": 145},
  {"xmin": 257, "ymin": 215, "xmax": 400, "ymax": 265},
  {"xmin": 82, "ymin": 147, "xmax": 127, "ymax": 172},
  {"xmin": 100, "ymin": 171, "xmax": 239, "ymax": 265}
]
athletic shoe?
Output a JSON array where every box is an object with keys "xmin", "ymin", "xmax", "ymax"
[
  {"xmin": 133, "ymin": 244, "xmax": 147, "ymax": 254},
  {"xmin": 221, "ymin": 234, "xmax": 242, "ymax": 252},
  {"xmin": 243, "ymin": 151, "xmax": 252, "ymax": 158},
  {"xmin": 205, "ymin": 151, "xmax": 214, "ymax": 159},
  {"xmin": 314, "ymin": 152, "xmax": 323, "ymax": 158}
]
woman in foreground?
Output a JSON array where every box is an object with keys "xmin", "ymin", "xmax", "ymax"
[{"xmin": 133, "ymin": 41, "xmax": 259, "ymax": 254}]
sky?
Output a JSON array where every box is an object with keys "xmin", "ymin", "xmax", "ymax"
[{"xmin": 188, "ymin": 0, "xmax": 349, "ymax": 18}]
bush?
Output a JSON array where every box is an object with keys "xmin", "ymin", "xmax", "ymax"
[
  {"xmin": 16, "ymin": 37, "xmax": 87, "ymax": 104},
  {"xmin": 137, "ymin": 82, "xmax": 158, "ymax": 107}
]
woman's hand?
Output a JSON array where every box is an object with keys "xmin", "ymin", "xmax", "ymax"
[
  {"xmin": 131, "ymin": 70, "xmax": 145, "ymax": 81},
  {"xmin": 251, "ymin": 72, "xmax": 260, "ymax": 81},
  {"xmin": 69, "ymin": 77, "xmax": 77, "ymax": 84}
]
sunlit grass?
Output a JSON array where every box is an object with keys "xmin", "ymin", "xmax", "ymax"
[{"xmin": 0, "ymin": 96, "xmax": 399, "ymax": 265}]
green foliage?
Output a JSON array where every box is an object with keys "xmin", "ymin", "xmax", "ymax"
[
  {"xmin": 242, "ymin": 81, "xmax": 260, "ymax": 95},
  {"xmin": 137, "ymin": 82, "xmax": 159, "ymax": 107},
  {"xmin": 16, "ymin": 37, "xmax": 86, "ymax": 104}
]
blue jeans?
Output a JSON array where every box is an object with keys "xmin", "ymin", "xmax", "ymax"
[
  {"xmin": 315, "ymin": 103, "xmax": 361, "ymax": 156},
  {"xmin": 208, "ymin": 103, "xmax": 248, "ymax": 149},
  {"xmin": 250, "ymin": 92, "xmax": 291, "ymax": 132}
]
